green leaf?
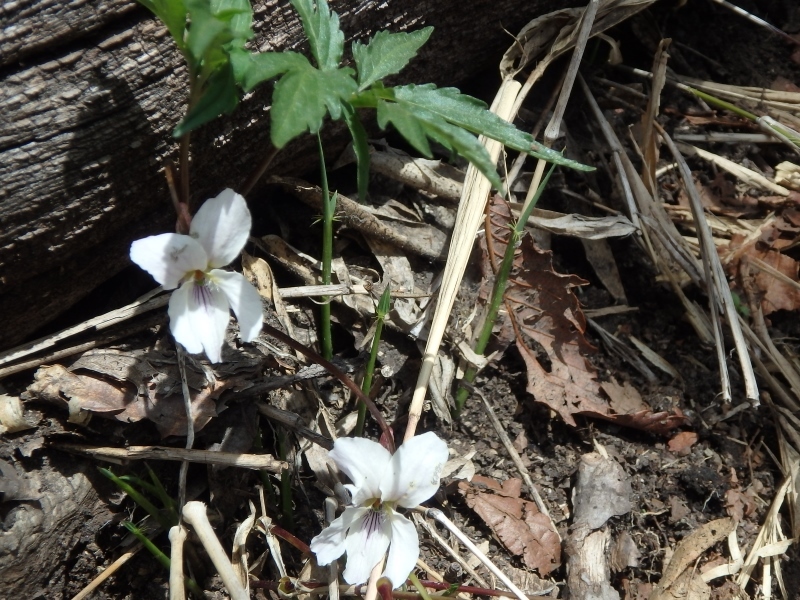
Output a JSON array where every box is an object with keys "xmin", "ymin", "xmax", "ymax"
[
  {"xmin": 393, "ymin": 84, "xmax": 593, "ymax": 171},
  {"xmin": 342, "ymin": 104, "xmax": 370, "ymax": 201},
  {"xmin": 270, "ymin": 63, "xmax": 357, "ymax": 147},
  {"xmin": 376, "ymin": 99, "xmax": 432, "ymax": 157},
  {"xmin": 231, "ymin": 49, "xmax": 310, "ymax": 91},
  {"xmin": 185, "ymin": 0, "xmax": 252, "ymax": 64},
  {"xmin": 136, "ymin": 0, "xmax": 188, "ymax": 51},
  {"xmin": 174, "ymin": 62, "xmax": 239, "ymax": 137},
  {"xmin": 290, "ymin": 0, "xmax": 344, "ymax": 70},
  {"xmin": 212, "ymin": 0, "xmax": 253, "ymax": 42},
  {"xmin": 352, "ymin": 27, "xmax": 433, "ymax": 90},
  {"xmin": 376, "ymin": 98, "xmax": 502, "ymax": 190}
]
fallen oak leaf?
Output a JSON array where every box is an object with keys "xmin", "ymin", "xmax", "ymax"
[
  {"xmin": 458, "ymin": 475, "xmax": 561, "ymax": 576},
  {"xmin": 482, "ymin": 196, "xmax": 685, "ymax": 433}
]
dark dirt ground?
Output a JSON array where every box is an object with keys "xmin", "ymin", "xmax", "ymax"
[{"xmin": 3, "ymin": 1, "xmax": 800, "ymax": 599}]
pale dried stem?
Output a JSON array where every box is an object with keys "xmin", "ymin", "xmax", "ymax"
[
  {"xmin": 659, "ymin": 125, "xmax": 758, "ymax": 403},
  {"xmin": 182, "ymin": 501, "xmax": 249, "ymax": 600},
  {"xmin": 324, "ymin": 498, "xmax": 340, "ymax": 600},
  {"xmin": 520, "ymin": 0, "xmax": 598, "ymax": 213},
  {"xmin": 425, "ymin": 508, "xmax": 530, "ymax": 600},
  {"xmin": 54, "ymin": 443, "xmax": 287, "ymax": 471},
  {"xmin": 169, "ymin": 525, "xmax": 187, "ymax": 600},
  {"xmin": 412, "ymin": 513, "xmax": 489, "ymax": 589},
  {"xmin": 404, "ymin": 79, "xmax": 522, "ymax": 442},
  {"xmin": 364, "ymin": 558, "xmax": 384, "ymax": 600},
  {"xmin": 0, "ymin": 288, "xmax": 167, "ymax": 368}
]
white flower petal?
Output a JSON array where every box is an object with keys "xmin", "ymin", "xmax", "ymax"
[
  {"xmin": 311, "ymin": 506, "xmax": 368, "ymax": 566},
  {"xmin": 191, "ymin": 189, "xmax": 251, "ymax": 269},
  {"xmin": 168, "ymin": 280, "xmax": 231, "ymax": 363},
  {"xmin": 380, "ymin": 432, "xmax": 448, "ymax": 508},
  {"xmin": 383, "ymin": 510, "xmax": 419, "ymax": 589},
  {"xmin": 330, "ymin": 438, "xmax": 393, "ymax": 506},
  {"xmin": 130, "ymin": 233, "xmax": 207, "ymax": 289},
  {"xmin": 342, "ymin": 508, "xmax": 392, "ymax": 585},
  {"xmin": 211, "ymin": 270, "xmax": 263, "ymax": 342}
]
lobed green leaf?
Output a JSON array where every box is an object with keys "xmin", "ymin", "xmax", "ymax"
[
  {"xmin": 376, "ymin": 98, "xmax": 502, "ymax": 190},
  {"xmin": 231, "ymin": 49, "xmax": 310, "ymax": 91},
  {"xmin": 393, "ymin": 84, "xmax": 593, "ymax": 171},
  {"xmin": 270, "ymin": 63, "xmax": 357, "ymax": 147},
  {"xmin": 353, "ymin": 27, "xmax": 433, "ymax": 90},
  {"xmin": 185, "ymin": 0, "xmax": 252, "ymax": 65},
  {"xmin": 290, "ymin": 0, "xmax": 344, "ymax": 71}
]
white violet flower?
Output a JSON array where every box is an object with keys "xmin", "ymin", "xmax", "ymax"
[
  {"xmin": 310, "ymin": 432, "xmax": 448, "ymax": 588},
  {"xmin": 130, "ymin": 188, "xmax": 263, "ymax": 363}
]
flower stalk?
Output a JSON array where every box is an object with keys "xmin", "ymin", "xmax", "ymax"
[{"xmin": 318, "ymin": 134, "xmax": 336, "ymax": 360}]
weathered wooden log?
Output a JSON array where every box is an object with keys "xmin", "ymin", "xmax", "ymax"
[{"xmin": 0, "ymin": 0, "xmax": 576, "ymax": 349}]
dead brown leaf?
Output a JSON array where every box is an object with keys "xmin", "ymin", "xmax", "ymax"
[
  {"xmin": 668, "ymin": 431, "xmax": 698, "ymax": 454},
  {"xmin": 458, "ymin": 475, "xmax": 561, "ymax": 575},
  {"xmin": 483, "ymin": 197, "xmax": 685, "ymax": 434},
  {"xmin": 25, "ymin": 359, "xmax": 226, "ymax": 437},
  {"xmin": 724, "ymin": 488, "xmax": 757, "ymax": 522}
]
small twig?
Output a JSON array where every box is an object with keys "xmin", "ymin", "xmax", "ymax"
[
  {"xmin": 424, "ymin": 508, "xmax": 530, "ymax": 600},
  {"xmin": 256, "ymin": 403, "xmax": 334, "ymax": 450},
  {"xmin": 657, "ymin": 124, "xmax": 758, "ymax": 404},
  {"xmin": 412, "ymin": 513, "xmax": 489, "ymax": 589},
  {"xmin": 364, "ymin": 558, "xmax": 385, "ymax": 600},
  {"xmin": 241, "ymin": 146, "xmax": 280, "ymax": 196},
  {"xmin": 53, "ymin": 443, "xmax": 287, "ymax": 472},
  {"xmin": 182, "ymin": 502, "xmax": 249, "ymax": 600},
  {"xmin": 0, "ymin": 289, "xmax": 168, "ymax": 368},
  {"xmin": 0, "ymin": 312, "xmax": 165, "ymax": 380},
  {"xmin": 261, "ymin": 323, "xmax": 394, "ymax": 452},
  {"xmin": 466, "ymin": 383, "xmax": 557, "ymax": 531},
  {"xmin": 324, "ymin": 498, "xmax": 340, "ymax": 600},
  {"xmin": 709, "ymin": 0, "xmax": 800, "ymax": 46}
]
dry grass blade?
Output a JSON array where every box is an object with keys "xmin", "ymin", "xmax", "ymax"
[
  {"xmin": 405, "ymin": 79, "xmax": 521, "ymax": 441},
  {"xmin": 658, "ymin": 126, "xmax": 758, "ymax": 404}
]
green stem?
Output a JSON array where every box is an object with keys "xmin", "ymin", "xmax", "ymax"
[
  {"xmin": 682, "ymin": 85, "xmax": 758, "ymax": 121},
  {"xmin": 317, "ymin": 133, "xmax": 334, "ymax": 360},
  {"xmin": 355, "ymin": 286, "xmax": 392, "ymax": 437},
  {"xmin": 99, "ymin": 468, "xmax": 175, "ymax": 530},
  {"xmin": 453, "ymin": 163, "xmax": 557, "ymax": 418}
]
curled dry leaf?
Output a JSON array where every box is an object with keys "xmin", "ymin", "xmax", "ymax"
[
  {"xmin": 483, "ymin": 196, "xmax": 685, "ymax": 434},
  {"xmin": 458, "ymin": 475, "xmax": 561, "ymax": 576},
  {"xmin": 25, "ymin": 356, "xmax": 227, "ymax": 437}
]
